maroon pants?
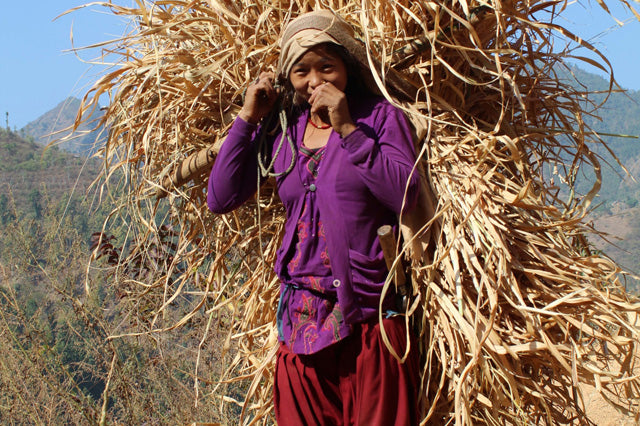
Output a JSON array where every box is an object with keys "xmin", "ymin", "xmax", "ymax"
[{"xmin": 274, "ymin": 317, "xmax": 419, "ymax": 426}]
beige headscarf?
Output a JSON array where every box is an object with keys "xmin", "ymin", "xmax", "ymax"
[{"xmin": 278, "ymin": 10, "xmax": 362, "ymax": 79}]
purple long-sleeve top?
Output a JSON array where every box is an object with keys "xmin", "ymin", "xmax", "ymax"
[{"xmin": 208, "ymin": 95, "xmax": 419, "ymax": 337}]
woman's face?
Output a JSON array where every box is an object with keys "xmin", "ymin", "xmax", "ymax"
[{"xmin": 288, "ymin": 44, "xmax": 348, "ymax": 103}]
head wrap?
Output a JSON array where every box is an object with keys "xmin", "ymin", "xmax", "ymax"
[{"xmin": 277, "ymin": 10, "xmax": 359, "ymax": 79}]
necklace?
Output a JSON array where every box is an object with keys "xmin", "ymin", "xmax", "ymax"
[{"xmin": 307, "ymin": 117, "xmax": 331, "ymax": 130}]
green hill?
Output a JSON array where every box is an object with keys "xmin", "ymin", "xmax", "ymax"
[
  {"xmin": 563, "ymin": 66, "xmax": 640, "ymax": 203},
  {"xmin": 560, "ymin": 65, "xmax": 640, "ymax": 291},
  {"xmin": 0, "ymin": 126, "xmax": 228, "ymax": 424},
  {"xmin": 0, "ymin": 127, "xmax": 101, "ymax": 226}
]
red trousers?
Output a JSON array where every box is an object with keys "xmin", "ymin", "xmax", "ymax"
[{"xmin": 274, "ymin": 317, "xmax": 419, "ymax": 426}]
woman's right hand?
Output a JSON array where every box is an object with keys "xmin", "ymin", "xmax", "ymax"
[{"xmin": 238, "ymin": 72, "xmax": 279, "ymax": 125}]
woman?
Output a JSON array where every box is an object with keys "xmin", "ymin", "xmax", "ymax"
[{"xmin": 208, "ymin": 10, "xmax": 420, "ymax": 425}]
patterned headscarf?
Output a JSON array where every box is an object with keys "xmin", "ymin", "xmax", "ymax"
[{"xmin": 277, "ymin": 10, "xmax": 362, "ymax": 80}]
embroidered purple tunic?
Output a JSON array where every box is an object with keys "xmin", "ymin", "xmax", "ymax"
[
  {"xmin": 207, "ymin": 96, "xmax": 419, "ymax": 354},
  {"xmin": 276, "ymin": 145, "xmax": 353, "ymax": 353}
]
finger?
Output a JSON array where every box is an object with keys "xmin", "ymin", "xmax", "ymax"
[
  {"xmin": 309, "ymin": 95, "xmax": 319, "ymax": 114},
  {"xmin": 309, "ymin": 82, "xmax": 328, "ymax": 104},
  {"xmin": 308, "ymin": 89, "xmax": 322, "ymax": 108},
  {"xmin": 251, "ymin": 72, "xmax": 272, "ymax": 88},
  {"xmin": 255, "ymin": 87, "xmax": 273, "ymax": 103},
  {"xmin": 256, "ymin": 72, "xmax": 275, "ymax": 86},
  {"xmin": 319, "ymin": 81, "xmax": 332, "ymax": 93},
  {"xmin": 259, "ymin": 71, "xmax": 274, "ymax": 80},
  {"xmin": 258, "ymin": 89, "xmax": 276, "ymax": 102},
  {"xmin": 312, "ymin": 81, "xmax": 330, "ymax": 93},
  {"xmin": 309, "ymin": 99, "xmax": 329, "ymax": 118}
]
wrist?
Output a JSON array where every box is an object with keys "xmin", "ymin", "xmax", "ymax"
[
  {"xmin": 238, "ymin": 109, "xmax": 260, "ymax": 125},
  {"xmin": 337, "ymin": 122, "xmax": 357, "ymax": 138}
]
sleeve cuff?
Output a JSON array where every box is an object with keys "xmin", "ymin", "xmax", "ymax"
[
  {"xmin": 229, "ymin": 116, "xmax": 259, "ymax": 142},
  {"xmin": 340, "ymin": 127, "xmax": 375, "ymax": 164}
]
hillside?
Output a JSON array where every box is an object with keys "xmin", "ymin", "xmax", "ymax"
[
  {"xmin": 0, "ymin": 126, "xmax": 230, "ymax": 424},
  {"xmin": 0, "ymin": 127, "xmax": 101, "ymax": 222},
  {"xmin": 21, "ymin": 97, "xmax": 105, "ymax": 155},
  {"xmin": 560, "ymin": 66, "xmax": 640, "ymax": 291},
  {"xmin": 563, "ymin": 66, "xmax": 640, "ymax": 204}
]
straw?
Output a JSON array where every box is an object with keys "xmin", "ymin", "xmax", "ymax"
[{"xmin": 73, "ymin": 1, "xmax": 640, "ymax": 424}]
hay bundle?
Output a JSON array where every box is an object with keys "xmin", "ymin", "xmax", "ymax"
[{"xmin": 73, "ymin": 0, "xmax": 640, "ymax": 424}]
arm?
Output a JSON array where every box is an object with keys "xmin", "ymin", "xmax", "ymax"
[
  {"xmin": 340, "ymin": 102, "xmax": 420, "ymax": 215},
  {"xmin": 307, "ymin": 84, "xmax": 419, "ymax": 214},
  {"xmin": 206, "ymin": 118, "xmax": 261, "ymax": 213},
  {"xmin": 207, "ymin": 72, "xmax": 279, "ymax": 214}
]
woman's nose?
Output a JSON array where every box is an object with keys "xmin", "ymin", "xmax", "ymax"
[{"xmin": 309, "ymin": 72, "xmax": 323, "ymax": 89}]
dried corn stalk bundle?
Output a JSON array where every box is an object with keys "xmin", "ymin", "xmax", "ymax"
[{"xmin": 73, "ymin": 0, "xmax": 640, "ymax": 424}]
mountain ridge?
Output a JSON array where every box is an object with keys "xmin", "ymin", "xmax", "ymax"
[{"xmin": 21, "ymin": 97, "xmax": 105, "ymax": 156}]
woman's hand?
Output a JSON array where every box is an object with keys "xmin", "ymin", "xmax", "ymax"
[
  {"xmin": 239, "ymin": 72, "xmax": 279, "ymax": 125},
  {"xmin": 308, "ymin": 82, "xmax": 357, "ymax": 138}
]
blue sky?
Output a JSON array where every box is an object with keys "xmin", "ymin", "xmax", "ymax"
[
  {"xmin": 556, "ymin": 0, "xmax": 640, "ymax": 86},
  {"xmin": 0, "ymin": 2, "xmax": 132, "ymax": 130},
  {"xmin": 1, "ymin": 1, "xmax": 639, "ymax": 130}
]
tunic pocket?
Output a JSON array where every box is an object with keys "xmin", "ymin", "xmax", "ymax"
[{"xmin": 348, "ymin": 249, "xmax": 387, "ymax": 285}]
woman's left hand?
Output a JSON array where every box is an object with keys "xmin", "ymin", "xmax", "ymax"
[{"xmin": 308, "ymin": 82, "xmax": 357, "ymax": 138}]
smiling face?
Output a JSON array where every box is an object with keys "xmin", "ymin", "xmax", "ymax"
[{"xmin": 288, "ymin": 43, "xmax": 349, "ymax": 104}]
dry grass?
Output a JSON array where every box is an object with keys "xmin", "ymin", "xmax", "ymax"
[{"xmin": 67, "ymin": 0, "xmax": 640, "ymax": 424}]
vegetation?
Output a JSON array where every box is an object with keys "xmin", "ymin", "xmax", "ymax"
[
  {"xmin": 3, "ymin": 63, "xmax": 640, "ymax": 423},
  {"xmin": 1, "ymin": 12, "xmax": 639, "ymax": 423},
  {"xmin": 0, "ymin": 128, "xmax": 236, "ymax": 424},
  {"xmin": 556, "ymin": 67, "xmax": 640, "ymax": 292},
  {"xmin": 69, "ymin": 1, "xmax": 640, "ymax": 424}
]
